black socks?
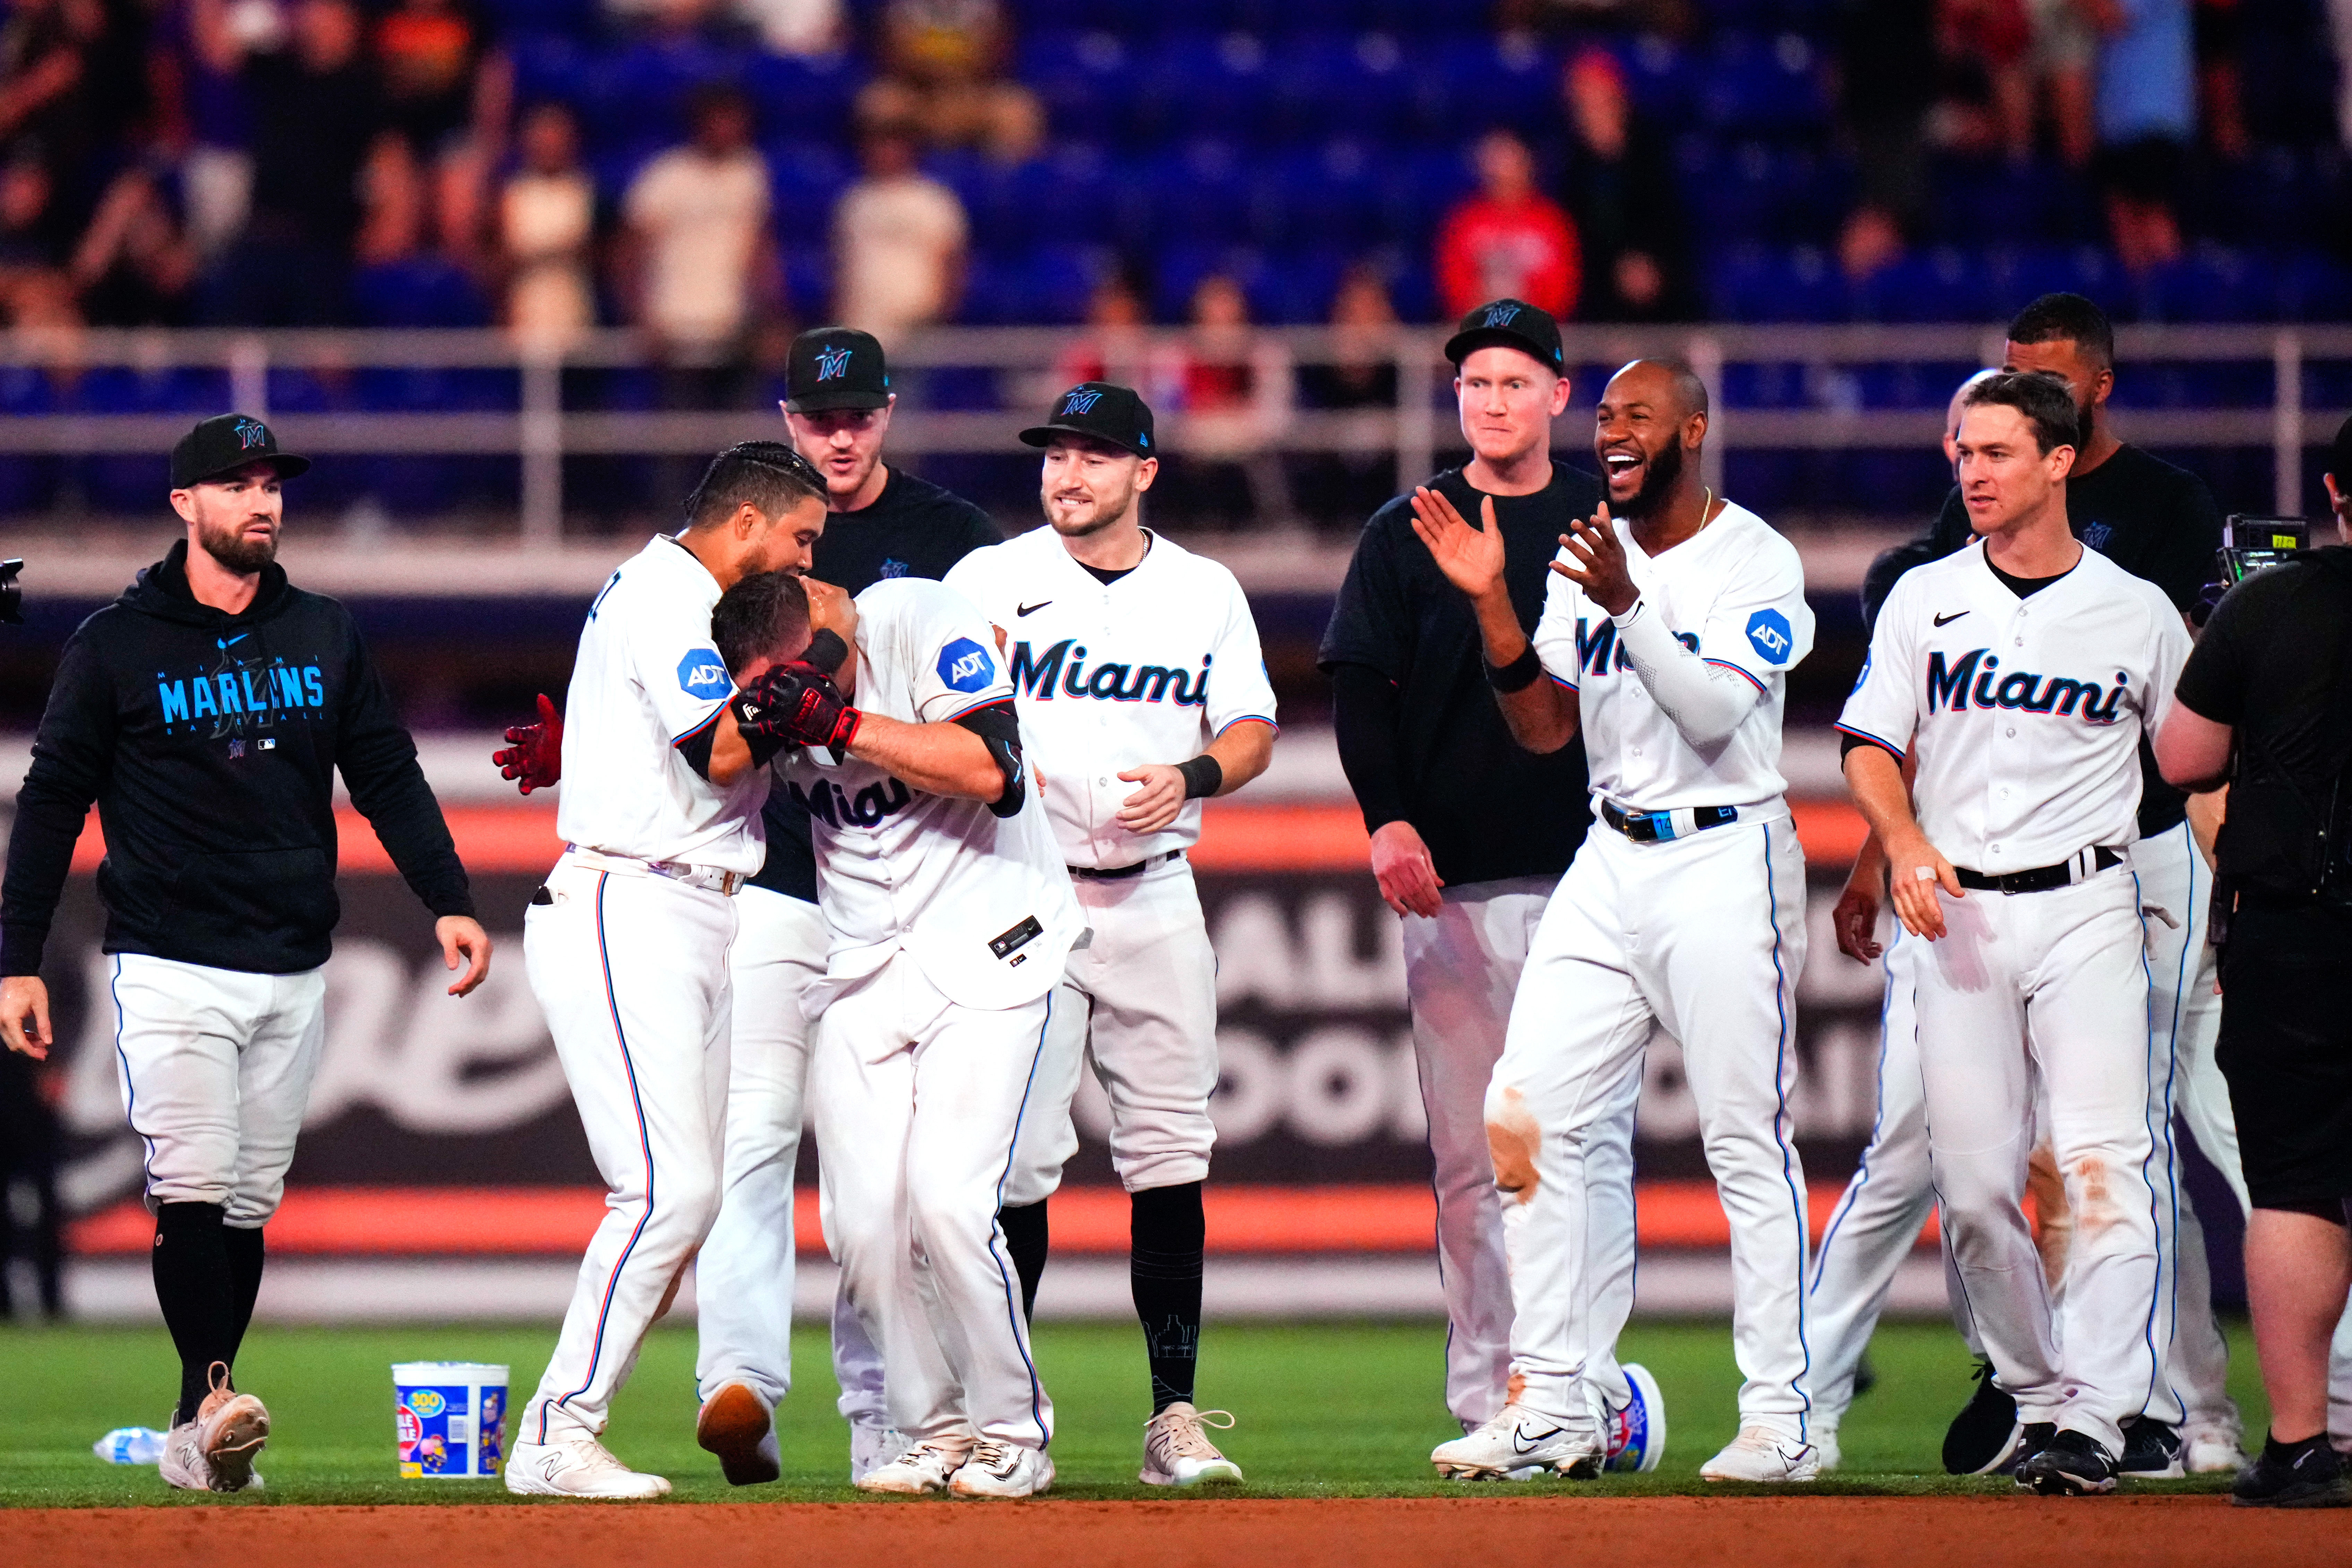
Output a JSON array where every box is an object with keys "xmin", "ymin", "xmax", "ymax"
[
  {"xmin": 152, "ymin": 1202, "xmax": 263, "ymax": 1425},
  {"xmin": 1131, "ymin": 1181, "xmax": 1205, "ymax": 1413},
  {"xmin": 999, "ymin": 1199, "xmax": 1049, "ymax": 1322}
]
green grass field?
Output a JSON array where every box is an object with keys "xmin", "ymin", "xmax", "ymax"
[{"xmin": 0, "ymin": 1318, "xmax": 2264, "ymax": 1506}]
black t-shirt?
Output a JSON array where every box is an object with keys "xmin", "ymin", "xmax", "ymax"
[
  {"xmin": 1319, "ymin": 464, "xmax": 1597, "ymax": 888},
  {"xmin": 1926, "ymin": 443, "xmax": 2221, "ymax": 837},
  {"xmin": 749, "ymin": 467, "xmax": 1002, "ymax": 901},
  {"xmin": 2173, "ymin": 549, "xmax": 2352, "ymax": 900}
]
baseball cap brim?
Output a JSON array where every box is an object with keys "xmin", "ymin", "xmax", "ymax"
[
  {"xmin": 1443, "ymin": 327, "xmax": 1561, "ymax": 369},
  {"xmin": 784, "ymin": 385, "xmax": 890, "ymax": 414},
  {"xmin": 1020, "ymin": 421, "xmax": 1150, "ymax": 458},
  {"xmin": 184, "ymin": 452, "xmax": 312, "ymax": 485}
]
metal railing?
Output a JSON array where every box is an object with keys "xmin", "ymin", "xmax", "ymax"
[{"xmin": 0, "ymin": 323, "xmax": 2343, "ymax": 543}]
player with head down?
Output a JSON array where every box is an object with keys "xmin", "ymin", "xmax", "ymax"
[{"xmin": 711, "ymin": 563, "xmax": 1081, "ymax": 1498}]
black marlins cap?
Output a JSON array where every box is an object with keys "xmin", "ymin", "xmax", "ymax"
[
  {"xmin": 170, "ymin": 413, "xmax": 310, "ymax": 488},
  {"xmin": 1443, "ymin": 297, "xmax": 1564, "ymax": 373},
  {"xmin": 1020, "ymin": 382, "xmax": 1155, "ymax": 459},
  {"xmin": 785, "ymin": 326, "xmax": 890, "ymax": 413}
]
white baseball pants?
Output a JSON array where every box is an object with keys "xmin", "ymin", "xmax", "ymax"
[
  {"xmin": 1919, "ymin": 866, "xmax": 2166, "ymax": 1456},
  {"xmin": 809, "ymin": 953, "xmax": 1055, "ymax": 1450},
  {"xmin": 1494, "ymin": 818, "xmax": 1813, "ymax": 1443},
  {"xmin": 106, "ymin": 952, "xmax": 327, "ymax": 1227},
  {"xmin": 521, "ymin": 859, "xmax": 735, "ymax": 1445},
  {"xmin": 1002, "ymin": 856, "xmax": 1218, "ymax": 1205}
]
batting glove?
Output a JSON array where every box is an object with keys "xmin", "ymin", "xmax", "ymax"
[
  {"xmin": 492, "ymin": 692, "xmax": 563, "ymax": 793},
  {"xmin": 741, "ymin": 663, "xmax": 862, "ymax": 753}
]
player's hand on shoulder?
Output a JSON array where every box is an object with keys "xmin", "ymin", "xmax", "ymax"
[
  {"xmin": 0, "ymin": 975, "xmax": 51, "ymax": 1059},
  {"xmin": 1409, "ymin": 488, "xmax": 1507, "ymax": 602},
  {"xmin": 1114, "ymin": 764, "xmax": 1186, "ymax": 834},
  {"xmin": 1368, "ymin": 819, "xmax": 1445, "ymax": 920},
  {"xmin": 1884, "ymin": 834, "xmax": 1961, "ymax": 942},
  {"xmin": 491, "ymin": 692, "xmax": 563, "ymax": 794},
  {"xmin": 1551, "ymin": 504, "xmax": 1638, "ymax": 616}
]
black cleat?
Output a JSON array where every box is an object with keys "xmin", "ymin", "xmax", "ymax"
[
  {"xmin": 2005, "ymin": 1422, "xmax": 2058, "ymax": 1477},
  {"xmin": 2016, "ymin": 1429, "xmax": 2120, "ymax": 1496},
  {"xmin": 2232, "ymin": 1434, "xmax": 2352, "ymax": 1509},
  {"xmin": 2117, "ymin": 1417, "xmax": 2183, "ymax": 1479},
  {"xmin": 1942, "ymin": 1360, "xmax": 2022, "ymax": 1475}
]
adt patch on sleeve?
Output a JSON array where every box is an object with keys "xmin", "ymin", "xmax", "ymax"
[
  {"xmin": 937, "ymin": 637, "xmax": 996, "ymax": 693},
  {"xmin": 677, "ymin": 647, "xmax": 731, "ymax": 696},
  {"xmin": 1745, "ymin": 608, "xmax": 1795, "ymax": 666}
]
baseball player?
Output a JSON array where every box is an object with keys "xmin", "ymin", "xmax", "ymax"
[
  {"xmin": 714, "ymin": 565, "xmax": 1081, "ymax": 1499},
  {"xmin": 1418, "ymin": 358, "xmax": 1819, "ymax": 1483},
  {"xmin": 1839, "ymin": 370, "xmax": 2190, "ymax": 1496},
  {"xmin": 0, "ymin": 414, "xmax": 489, "ymax": 1493},
  {"xmin": 505, "ymin": 443, "xmax": 829, "ymax": 1498},
  {"xmin": 942, "ymin": 383, "xmax": 1274, "ymax": 1485},
  {"xmin": 493, "ymin": 328, "xmax": 1002, "ymax": 1485}
]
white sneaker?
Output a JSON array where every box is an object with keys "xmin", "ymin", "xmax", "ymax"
[
  {"xmin": 504, "ymin": 1435, "xmax": 672, "ymax": 1498},
  {"xmin": 849, "ymin": 1416, "xmax": 910, "ymax": 1484},
  {"xmin": 856, "ymin": 1438, "xmax": 971, "ymax": 1495},
  {"xmin": 1140, "ymin": 1402, "xmax": 1244, "ymax": 1486},
  {"xmin": 949, "ymin": 1438, "xmax": 1055, "ymax": 1499},
  {"xmin": 696, "ymin": 1382, "xmax": 779, "ymax": 1486},
  {"xmin": 158, "ymin": 1418, "xmax": 212, "ymax": 1492},
  {"xmin": 1432, "ymin": 1404, "xmax": 1603, "ymax": 1480},
  {"xmin": 2182, "ymin": 1420, "xmax": 2246, "ymax": 1474},
  {"xmin": 1701, "ymin": 1426, "xmax": 1821, "ymax": 1483},
  {"xmin": 161, "ymin": 1363, "xmax": 268, "ymax": 1493},
  {"xmin": 1813, "ymin": 1427, "xmax": 1844, "ymax": 1473}
]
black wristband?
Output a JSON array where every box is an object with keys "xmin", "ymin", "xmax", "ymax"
[
  {"xmin": 730, "ymin": 693, "xmax": 789, "ymax": 768},
  {"xmin": 1484, "ymin": 643, "xmax": 1542, "ymax": 693},
  {"xmin": 1177, "ymin": 754, "xmax": 1223, "ymax": 799}
]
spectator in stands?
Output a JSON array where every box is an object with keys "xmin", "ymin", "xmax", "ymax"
[
  {"xmin": 1835, "ymin": 0, "xmax": 1937, "ymax": 281},
  {"xmin": 1159, "ymin": 271, "xmax": 1292, "ymax": 528},
  {"xmin": 72, "ymin": 158, "xmax": 197, "ymax": 324},
  {"xmin": 1294, "ymin": 264, "xmax": 1401, "ymax": 530},
  {"xmin": 496, "ymin": 101, "xmax": 596, "ymax": 344},
  {"xmin": 0, "ymin": 148, "xmax": 74, "ymax": 326},
  {"xmin": 619, "ymin": 83, "xmax": 778, "ymax": 389},
  {"xmin": 2029, "ymin": 0, "xmax": 2100, "ymax": 166},
  {"xmin": 204, "ymin": 0, "xmax": 380, "ymax": 325},
  {"xmin": 1434, "ymin": 128, "xmax": 1580, "ymax": 322},
  {"xmin": 0, "ymin": 0, "xmax": 100, "ymax": 174},
  {"xmin": 1557, "ymin": 46, "xmax": 1690, "ymax": 322},
  {"xmin": 1940, "ymin": 0, "xmax": 2036, "ymax": 162},
  {"xmin": 174, "ymin": 0, "xmax": 260, "ymax": 261},
  {"xmin": 1051, "ymin": 267, "xmax": 1148, "ymax": 392},
  {"xmin": 370, "ymin": 0, "xmax": 511, "ymax": 269},
  {"xmin": 831, "ymin": 120, "xmax": 964, "ymax": 338},
  {"xmin": 738, "ymin": 0, "xmax": 844, "ymax": 57},
  {"xmin": 2090, "ymin": 0, "xmax": 2194, "ymax": 273},
  {"xmin": 352, "ymin": 126, "xmax": 487, "ymax": 325},
  {"xmin": 857, "ymin": 0, "xmax": 1040, "ymax": 156},
  {"xmin": 2193, "ymin": 0, "xmax": 2249, "ymax": 159}
]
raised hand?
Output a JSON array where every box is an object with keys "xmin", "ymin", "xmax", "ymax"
[
  {"xmin": 1408, "ymin": 488, "xmax": 1507, "ymax": 604},
  {"xmin": 492, "ymin": 692, "xmax": 563, "ymax": 794},
  {"xmin": 1549, "ymin": 503, "xmax": 1639, "ymax": 616}
]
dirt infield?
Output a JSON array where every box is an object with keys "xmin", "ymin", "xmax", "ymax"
[{"xmin": 5, "ymin": 1495, "xmax": 2347, "ymax": 1568}]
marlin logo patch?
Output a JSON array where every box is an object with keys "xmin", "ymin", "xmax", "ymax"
[
  {"xmin": 1482, "ymin": 303, "xmax": 1521, "ymax": 328},
  {"xmin": 233, "ymin": 417, "xmax": 269, "ymax": 450},
  {"xmin": 1060, "ymin": 389, "xmax": 1103, "ymax": 415},
  {"xmin": 814, "ymin": 345, "xmax": 852, "ymax": 381}
]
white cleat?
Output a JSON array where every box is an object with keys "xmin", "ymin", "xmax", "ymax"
[
  {"xmin": 1701, "ymin": 1426, "xmax": 1822, "ymax": 1483},
  {"xmin": 161, "ymin": 1363, "xmax": 269, "ymax": 1493},
  {"xmin": 849, "ymin": 1417, "xmax": 911, "ymax": 1485},
  {"xmin": 856, "ymin": 1438, "xmax": 972, "ymax": 1495},
  {"xmin": 1812, "ymin": 1428, "xmax": 1844, "ymax": 1474},
  {"xmin": 1140, "ymin": 1402, "xmax": 1244, "ymax": 1486},
  {"xmin": 696, "ymin": 1382, "xmax": 779, "ymax": 1486},
  {"xmin": 949, "ymin": 1438, "xmax": 1055, "ymax": 1499},
  {"xmin": 2182, "ymin": 1421, "xmax": 2247, "ymax": 1475},
  {"xmin": 504, "ymin": 1435, "xmax": 673, "ymax": 1498},
  {"xmin": 1432, "ymin": 1404, "xmax": 1603, "ymax": 1481}
]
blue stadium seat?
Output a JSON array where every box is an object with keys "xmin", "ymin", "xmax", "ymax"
[
  {"xmin": 1622, "ymin": 34, "xmax": 1698, "ymax": 125},
  {"xmin": 508, "ymin": 31, "xmax": 596, "ymax": 111},
  {"xmin": 353, "ymin": 257, "xmax": 492, "ymax": 329},
  {"xmin": 1269, "ymin": 32, "xmax": 1415, "ymax": 145},
  {"xmin": 1683, "ymin": 137, "xmax": 1847, "ymax": 245},
  {"xmin": 1852, "ymin": 249, "xmax": 1995, "ymax": 324},
  {"xmin": 1982, "ymin": 246, "xmax": 2119, "ymax": 319},
  {"xmin": 583, "ymin": 38, "xmax": 748, "ymax": 149},
  {"xmin": 1127, "ymin": 139, "xmax": 1259, "ymax": 250},
  {"xmin": 1019, "ymin": 30, "xmax": 1145, "ymax": 144},
  {"xmin": 1256, "ymin": 139, "xmax": 1386, "ymax": 249},
  {"xmin": 766, "ymin": 139, "xmax": 853, "ymax": 232},
  {"xmin": 1378, "ymin": 143, "xmax": 1477, "ymax": 253},
  {"xmin": 2144, "ymin": 246, "xmax": 2273, "ymax": 324},
  {"xmin": 2273, "ymin": 250, "xmax": 2352, "ymax": 322},
  {"xmin": 1136, "ymin": 32, "xmax": 1278, "ymax": 145},
  {"xmin": 782, "ymin": 244, "xmax": 834, "ymax": 320},
  {"xmin": 1416, "ymin": 33, "xmax": 1557, "ymax": 139},
  {"xmin": 1150, "ymin": 242, "xmax": 1279, "ymax": 322},
  {"xmin": 1706, "ymin": 244, "xmax": 1844, "ymax": 323},
  {"xmin": 1698, "ymin": 32, "xmax": 1829, "ymax": 135},
  {"xmin": 481, "ymin": 0, "xmax": 598, "ymax": 41},
  {"xmin": 741, "ymin": 51, "xmax": 869, "ymax": 141}
]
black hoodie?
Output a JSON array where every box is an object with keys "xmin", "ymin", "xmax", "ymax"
[{"xmin": 1, "ymin": 540, "xmax": 474, "ymax": 976}]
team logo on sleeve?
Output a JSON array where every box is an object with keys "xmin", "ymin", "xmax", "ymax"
[
  {"xmin": 677, "ymin": 648, "xmax": 730, "ymax": 696},
  {"xmin": 937, "ymin": 637, "xmax": 996, "ymax": 693},
  {"xmin": 1746, "ymin": 608, "xmax": 1794, "ymax": 665}
]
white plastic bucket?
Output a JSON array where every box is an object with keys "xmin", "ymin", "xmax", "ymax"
[{"xmin": 391, "ymin": 1362, "xmax": 510, "ymax": 1478}]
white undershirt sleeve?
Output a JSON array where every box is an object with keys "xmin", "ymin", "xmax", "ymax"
[{"xmin": 1611, "ymin": 597, "xmax": 1764, "ymax": 750}]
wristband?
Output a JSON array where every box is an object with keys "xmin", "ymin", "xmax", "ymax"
[
  {"xmin": 1612, "ymin": 595, "xmax": 1647, "ymax": 627},
  {"xmin": 729, "ymin": 693, "xmax": 789, "ymax": 767},
  {"xmin": 1484, "ymin": 644, "xmax": 1542, "ymax": 693},
  {"xmin": 1177, "ymin": 754, "xmax": 1223, "ymax": 799}
]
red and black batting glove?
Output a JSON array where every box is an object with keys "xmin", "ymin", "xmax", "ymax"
[
  {"xmin": 736, "ymin": 663, "xmax": 862, "ymax": 754},
  {"xmin": 492, "ymin": 692, "xmax": 563, "ymax": 794}
]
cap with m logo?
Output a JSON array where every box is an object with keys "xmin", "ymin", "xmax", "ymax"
[{"xmin": 1019, "ymin": 381, "xmax": 1155, "ymax": 459}]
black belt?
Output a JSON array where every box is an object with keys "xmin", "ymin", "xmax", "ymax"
[
  {"xmin": 1069, "ymin": 849, "xmax": 1185, "ymax": 881},
  {"xmin": 1600, "ymin": 801, "xmax": 1741, "ymax": 843},
  {"xmin": 1954, "ymin": 846, "xmax": 2124, "ymax": 894}
]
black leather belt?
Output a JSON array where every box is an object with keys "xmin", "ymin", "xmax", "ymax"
[
  {"xmin": 1954, "ymin": 846, "xmax": 2124, "ymax": 894},
  {"xmin": 1600, "ymin": 801, "xmax": 1741, "ymax": 843},
  {"xmin": 1069, "ymin": 849, "xmax": 1185, "ymax": 881}
]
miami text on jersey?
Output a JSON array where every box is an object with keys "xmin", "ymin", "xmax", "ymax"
[
  {"xmin": 1573, "ymin": 617, "xmax": 1698, "ymax": 676},
  {"xmin": 789, "ymin": 775, "xmax": 913, "ymax": 829},
  {"xmin": 1924, "ymin": 648, "xmax": 2129, "ymax": 724},
  {"xmin": 1008, "ymin": 639, "xmax": 1212, "ymax": 707}
]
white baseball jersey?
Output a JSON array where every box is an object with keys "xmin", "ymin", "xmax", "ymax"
[
  {"xmin": 1838, "ymin": 539, "xmax": 2189, "ymax": 873},
  {"xmin": 554, "ymin": 535, "xmax": 768, "ymax": 874},
  {"xmin": 943, "ymin": 526, "xmax": 1278, "ymax": 869},
  {"xmin": 786, "ymin": 577, "xmax": 1082, "ymax": 1016},
  {"xmin": 1530, "ymin": 501, "xmax": 1814, "ymax": 813}
]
